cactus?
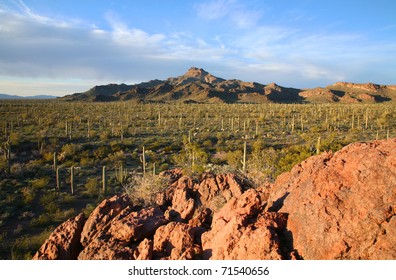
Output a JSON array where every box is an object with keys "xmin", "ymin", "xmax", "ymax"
[
  {"xmin": 255, "ymin": 119, "xmax": 259, "ymax": 136},
  {"xmin": 3, "ymin": 137, "xmax": 11, "ymax": 173},
  {"xmin": 291, "ymin": 115, "xmax": 295, "ymax": 133},
  {"xmin": 241, "ymin": 141, "xmax": 247, "ymax": 172},
  {"xmin": 102, "ymin": 166, "xmax": 106, "ymax": 194},
  {"xmin": 115, "ymin": 164, "xmax": 128, "ymax": 185},
  {"xmin": 53, "ymin": 152, "xmax": 57, "ymax": 171},
  {"xmin": 56, "ymin": 166, "xmax": 60, "ymax": 191},
  {"xmin": 120, "ymin": 122, "xmax": 124, "ymax": 141},
  {"xmin": 179, "ymin": 115, "xmax": 183, "ymax": 129},
  {"xmin": 300, "ymin": 116, "xmax": 304, "ymax": 132},
  {"xmin": 316, "ymin": 136, "xmax": 321, "ymax": 155},
  {"xmin": 69, "ymin": 121, "xmax": 72, "ymax": 140},
  {"xmin": 70, "ymin": 166, "xmax": 74, "ymax": 195},
  {"xmin": 140, "ymin": 146, "xmax": 147, "ymax": 176}
]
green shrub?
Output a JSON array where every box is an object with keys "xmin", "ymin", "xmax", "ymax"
[
  {"xmin": 30, "ymin": 177, "xmax": 49, "ymax": 190},
  {"xmin": 84, "ymin": 178, "xmax": 100, "ymax": 197}
]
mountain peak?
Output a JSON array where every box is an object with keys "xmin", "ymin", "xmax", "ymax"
[
  {"xmin": 184, "ymin": 67, "xmax": 210, "ymax": 78},
  {"xmin": 168, "ymin": 67, "xmax": 224, "ymax": 85}
]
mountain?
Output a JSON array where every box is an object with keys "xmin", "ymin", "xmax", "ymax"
[
  {"xmin": 0, "ymin": 93, "xmax": 57, "ymax": 99},
  {"xmin": 60, "ymin": 67, "xmax": 396, "ymax": 103}
]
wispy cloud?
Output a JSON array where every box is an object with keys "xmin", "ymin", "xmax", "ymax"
[{"xmin": 195, "ymin": 0, "xmax": 262, "ymax": 28}]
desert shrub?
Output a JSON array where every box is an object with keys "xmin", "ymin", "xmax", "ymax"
[
  {"xmin": 84, "ymin": 178, "xmax": 100, "ymax": 197},
  {"xmin": 59, "ymin": 193, "xmax": 76, "ymax": 205},
  {"xmin": 276, "ymin": 145, "xmax": 313, "ymax": 176},
  {"xmin": 52, "ymin": 208, "xmax": 75, "ymax": 222},
  {"xmin": 226, "ymin": 150, "xmax": 243, "ymax": 170},
  {"xmin": 10, "ymin": 228, "xmax": 54, "ymax": 260},
  {"xmin": 40, "ymin": 192, "xmax": 60, "ymax": 213},
  {"xmin": 61, "ymin": 143, "xmax": 80, "ymax": 160},
  {"xmin": 9, "ymin": 132, "xmax": 21, "ymax": 146},
  {"xmin": 30, "ymin": 213, "xmax": 52, "ymax": 227},
  {"xmin": 10, "ymin": 163, "xmax": 25, "ymax": 176},
  {"xmin": 30, "ymin": 177, "xmax": 49, "ymax": 190},
  {"xmin": 21, "ymin": 187, "xmax": 36, "ymax": 204},
  {"xmin": 93, "ymin": 145, "xmax": 111, "ymax": 160},
  {"xmin": 159, "ymin": 163, "xmax": 170, "ymax": 172},
  {"xmin": 124, "ymin": 173, "xmax": 167, "ymax": 206},
  {"xmin": 42, "ymin": 152, "xmax": 54, "ymax": 162},
  {"xmin": 107, "ymin": 151, "xmax": 126, "ymax": 167},
  {"xmin": 99, "ymin": 131, "xmax": 111, "ymax": 141}
]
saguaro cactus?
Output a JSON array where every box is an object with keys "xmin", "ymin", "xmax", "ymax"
[
  {"xmin": 70, "ymin": 166, "xmax": 74, "ymax": 195},
  {"xmin": 241, "ymin": 141, "xmax": 247, "ymax": 172},
  {"xmin": 102, "ymin": 166, "xmax": 106, "ymax": 194},
  {"xmin": 316, "ymin": 136, "xmax": 321, "ymax": 155},
  {"xmin": 53, "ymin": 152, "xmax": 57, "ymax": 171},
  {"xmin": 56, "ymin": 167, "xmax": 60, "ymax": 191},
  {"xmin": 140, "ymin": 146, "xmax": 147, "ymax": 176},
  {"xmin": 4, "ymin": 138, "xmax": 11, "ymax": 174},
  {"xmin": 115, "ymin": 164, "xmax": 128, "ymax": 185}
]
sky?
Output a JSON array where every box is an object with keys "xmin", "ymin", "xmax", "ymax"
[{"xmin": 0, "ymin": 0, "xmax": 395, "ymax": 96}]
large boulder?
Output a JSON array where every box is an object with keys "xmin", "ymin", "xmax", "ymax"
[
  {"xmin": 201, "ymin": 189, "xmax": 287, "ymax": 259},
  {"xmin": 153, "ymin": 222, "xmax": 199, "ymax": 260},
  {"xmin": 80, "ymin": 194, "xmax": 130, "ymax": 246},
  {"xmin": 266, "ymin": 138, "xmax": 396, "ymax": 259},
  {"xmin": 33, "ymin": 213, "xmax": 85, "ymax": 260},
  {"xmin": 108, "ymin": 206, "xmax": 167, "ymax": 243}
]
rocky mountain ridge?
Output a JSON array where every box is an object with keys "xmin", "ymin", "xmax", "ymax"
[
  {"xmin": 33, "ymin": 138, "xmax": 396, "ymax": 260},
  {"xmin": 61, "ymin": 67, "xmax": 396, "ymax": 103}
]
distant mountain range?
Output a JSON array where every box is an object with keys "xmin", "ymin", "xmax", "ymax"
[
  {"xmin": 0, "ymin": 93, "xmax": 57, "ymax": 99},
  {"xmin": 61, "ymin": 67, "xmax": 396, "ymax": 103}
]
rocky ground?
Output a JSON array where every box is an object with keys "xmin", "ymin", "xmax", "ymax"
[{"xmin": 33, "ymin": 138, "xmax": 396, "ymax": 260}]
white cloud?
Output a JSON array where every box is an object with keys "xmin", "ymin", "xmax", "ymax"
[{"xmin": 195, "ymin": 0, "xmax": 262, "ymax": 28}]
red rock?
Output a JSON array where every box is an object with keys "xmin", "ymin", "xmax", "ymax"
[
  {"xmin": 109, "ymin": 207, "xmax": 167, "ymax": 242},
  {"xmin": 193, "ymin": 173, "xmax": 245, "ymax": 210},
  {"xmin": 188, "ymin": 208, "xmax": 212, "ymax": 229},
  {"xmin": 201, "ymin": 189, "xmax": 286, "ymax": 260},
  {"xmin": 134, "ymin": 238, "xmax": 153, "ymax": 260},
  {"xmin": 80, "ymin": 194, "xmax": 130, "ymax": 246},
  {"xmin": 194, "ymin": 173, "xmax": 220, "ymax": 206},
  {"xmin": 266, "ymin": 138, "xmax": 396, "ymax": 259},
  {"xmin": 153, "ymin": 222, "xmax": 198, "ymax": 260},
  {"xmin": 78, "ymin": 238, "xmax": 134, "ymax": 260},
  {"xmin": 169, "ymin": 187, "xmax": 196, "ymax": 221},
  {"xmin": 215, "ymin": 173, "xmax": 244, "ymax": 201},
  {"xmin": 33, "ymin": 213, "xmax": 85, "ymax": 260}
]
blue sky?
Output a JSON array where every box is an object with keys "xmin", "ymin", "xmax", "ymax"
[{"xmin": 0, "ymin": 0, "xmax": 395, "ymax": 96}]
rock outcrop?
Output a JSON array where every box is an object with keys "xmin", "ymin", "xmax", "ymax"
[
  {"xmin": 33, "ymin": 213, "xmax": 85, "ymax": 260},
  {"xmin": 266, "ymin": 138, "xmax": 396, "ymax": 259},
  {"xmin": 33, "ymin": 138, "xmax": 396, "ymax": 260}
]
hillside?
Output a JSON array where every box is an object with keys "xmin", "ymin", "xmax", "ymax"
[
  {"xmin": 33, "ymin": 138, "xmax": 396, "ymax": 260},
  {"xmin": 61, "ymin": 67, "xmax": 396, "ymax": 103}
]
